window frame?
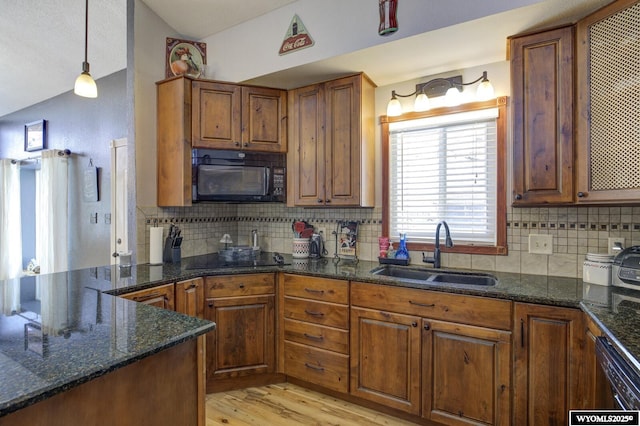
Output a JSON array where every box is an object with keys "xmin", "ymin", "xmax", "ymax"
[{"xmin": 381, "ymin": 96, "xmax": 508, "ymax": 255}]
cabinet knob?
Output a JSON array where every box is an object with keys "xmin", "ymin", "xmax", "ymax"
[
  {"xmin": 234, "ymin": 141, "xmax": 240, "ymax": 147},
  {"xmin": 424, "ymin": 323, "xmax": 430, "ymax": 331},
  {"xmin": 325, "ymin": 199, "xmax": 331, "ymax": 203},
  {"xmin": 411, "ymin": 321, "xmax": 418, "ymax": 327},
  {"xmin": 577, "ymin": 192, "xmax": 586, "ymax": 198},
  {"xmin": 515, "ymin": 194, "xmax": 522, "ymax": 200},
  {"xmin": 243, "ymin": 142, "xmax": 249, "ymax": 147},
  {"xmin": 317, "ymin": 199, "xmax": 323, "ymax": 203}
]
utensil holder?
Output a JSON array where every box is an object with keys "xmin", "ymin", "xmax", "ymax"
[{"xmin": 292, "ymin": 238, "xmax": 310, "ymax": 258}]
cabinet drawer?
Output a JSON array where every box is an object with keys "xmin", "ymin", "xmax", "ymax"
[
  {"xmin": 283, "ymin": 274, "xmax": 349, "ymax": 304},
  {"xmin": 284, "ymin": 296, "xmax": 349, "ymax": 329},
  {"xmin": 284, "ymin": 341, "xmax": 349, "ymax": 393},
  {"xmin": 284, "ymin": 318, "xmax": 349, "ymax": 354},
  {"xmin": 351, "ymin": 281, "xmax": 512, "ymax": 330},
  {"xmin": 205, "ymin": 273, "xmax": 275, "ymax": 297}
]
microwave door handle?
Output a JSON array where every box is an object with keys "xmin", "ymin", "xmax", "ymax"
[{"xmin": 265, "ymin": 168, "xmax": 270, "ymax": 195}]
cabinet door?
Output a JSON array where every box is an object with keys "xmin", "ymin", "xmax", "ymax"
[
  {"xmin": 121, "ymin": 283, "xmax": 175, "ymax": 311},
  {"xmin": 324, "ymin": 75, "xmax": 362, "ymax": 206},
  {"xmin": 514, "ymin": 303, "xmax": 587, "ymax": 425},
  {"xmin": 585, "ymin": 315, "xmax": 616, "ymax": 409},
  {"xmin": 241, "ymin": 86, "xmax": 287, "ymax": 152},
  {"xmin": 350, "ymin": 306, "xmax": 421, "ymax": 415},
  {"xmin": 287, "ymin": 83, "xmax": 325, "ymax": 206},
  {"xmin": 204, "ymin": 295, "xmax": 275, "ymax": 388},
  {"xmin": 175, "ymin": 277, "xmax": 204, "ymax": 318},
  {"xmin": 422, "ymin": 319, "xmax": 511, "ymax": 426},
  {"xmin": 511, "ymin": 26, "xmax": 574, "ymax": 205},
  {"xmin": 575, "ymin": 0, "xmax": 640, "ymax": 204},
  {"xmin": 192, "ymin": 81, "xmax": 241, "ymax": 149}
]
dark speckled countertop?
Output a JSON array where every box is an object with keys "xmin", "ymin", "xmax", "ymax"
[
  {"xmin": 0, "ymin": 267, "xmax": 215, "ymax": 417},
  {"xmin": 2, "ymin": 252, "xmax": 638, "ymax": 417}
]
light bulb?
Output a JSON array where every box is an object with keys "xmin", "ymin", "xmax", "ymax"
[
  {"xmin": 74, "ymin": 71, "xmax": 97, "ymax": 98},
  {"xmin": 414, "ymin": 93, "xmax": 430, "ymax": 112},
  {"xmin": 476, "ymin": 80, "xmax": 495, "ymax": 101},
  {"xmin": 386, "ymin": 94, "xmax": 402, "ymax": 116},
  {"xmin": 444, "ymin": 87, "xmax": 462, "ymax": 107}
]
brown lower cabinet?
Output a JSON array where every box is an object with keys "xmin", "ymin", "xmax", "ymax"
[
  {"xmin": 121, "ymin": 282, "xmax": 175, "ymax": 310},
  {"xmin": 350, "ymin": 282, "xmax": 512, "ymax": 424},
  {"xmin": 280, "ymin": 274, "xmax": 350, "ymax": 393},
  {"xmin": 513, "ymin": 302, "xmax": 588, "ymax": 425},
  {"xmin": 175, "ymin": 277, "xmax": 204, "ymax": 318},
  {"xmin": 204, "ymin": 273, "xmax": 276, "ymax": 392}
]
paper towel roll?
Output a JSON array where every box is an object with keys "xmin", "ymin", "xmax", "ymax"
[{"xmin": 150, "ymin": 227, "xmax": 164, "ymax": 265}]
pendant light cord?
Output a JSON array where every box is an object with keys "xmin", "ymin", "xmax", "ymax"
[{"xmin": 83, "ymin": 0, "xmax": 89, "ymax": 65}]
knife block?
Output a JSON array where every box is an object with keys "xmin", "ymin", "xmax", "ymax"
[{"xmin": 163, "ymin": 238, "xmax": 181, "ymax": 263}]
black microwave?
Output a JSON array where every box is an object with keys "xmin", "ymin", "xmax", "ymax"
[{"xmin": 192, "ymin": 149, "xmax": 286, "ymax": 203}]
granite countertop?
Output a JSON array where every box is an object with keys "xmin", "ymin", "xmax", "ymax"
[
  {"xmin": 2, "ymin": 252, "xmax": 638, "ymax": 416},
  {"xmin": 0, "ymin": 268, "xmax": 215, "ymax": 417}
]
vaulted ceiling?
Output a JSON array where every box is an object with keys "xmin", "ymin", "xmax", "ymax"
[{"xmin": 0, "ymin": 0, "xmax": 613, "ymax": 118}]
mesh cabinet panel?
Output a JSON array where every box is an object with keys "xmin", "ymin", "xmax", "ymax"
[{"xmin": 588, "ymin": 2, "xmax": 640, "ymax": 191}]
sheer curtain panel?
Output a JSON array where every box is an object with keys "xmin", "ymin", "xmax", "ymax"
[{"xmin": 0, "ymin": 159, "xmax": 22, "ymax": 314}]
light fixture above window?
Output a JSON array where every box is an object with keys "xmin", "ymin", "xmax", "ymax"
[
  {"xmin": 386, "ymin": 71, "xmax": 494, "ymax": 116},
  {"xmin": 74, "ymin": 0, "xmax": 97, "ymax": 98}
]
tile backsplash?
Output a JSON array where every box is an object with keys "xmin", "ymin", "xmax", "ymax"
[{"xmin": 136, "ymin": 204, "xmax": 640, "ymax": 279}]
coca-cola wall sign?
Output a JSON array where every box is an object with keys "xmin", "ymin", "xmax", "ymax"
[{"xmin": 279, "ymin": 14, "xmax": 314, "ymax": 55}]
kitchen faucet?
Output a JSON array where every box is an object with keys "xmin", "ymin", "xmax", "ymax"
[{"xmin": 422, "ymin": 221, "xmax": 454, "ymax": 268}]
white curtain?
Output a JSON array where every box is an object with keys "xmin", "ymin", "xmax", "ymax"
[
  {"xmin": 0, "ymin": 159, "xmax": 22, "ymax": 315},
  {"xmin": 36, "ymin": 150, "xmax": 69, "ymax": 274}
]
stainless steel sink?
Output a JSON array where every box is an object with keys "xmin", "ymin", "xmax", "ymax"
[
  {"xmin": 370, "ymin": 265, "xmax": 437, "ymax": 281},
  {"xmin": 430, "ymin": 273, "xmax": 497, "ymax": 286},
  {"xmin": 370, "ymin": 265, "xmax": 497, "ymax": 287}
]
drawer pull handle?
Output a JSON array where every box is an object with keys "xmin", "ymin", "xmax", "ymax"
[
  {"xmin": 304, "ymin": 288, "xmax": 325, "ymax": 294},
  {"xmin": 303, "ymin": 333, "xmax": 324, "ymax": 341},
  {"xmin": 239, "ymin": 284, "xmax": 245, "ymax": 289},
  {"xmin": 304, "ymin": 363, "xmax": 325, "ymax": 372},
  {"xmin": 409, "ymin": 300, "xmax": 435, "ymax": 308},
  {"xmin": 305, "ymin": 309, "xmax": 325, "ymax": 317},
  {"xmin": 133, "ymin": 292, "xmax": 161, "ymax": 301}
]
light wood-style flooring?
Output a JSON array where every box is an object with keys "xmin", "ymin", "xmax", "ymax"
[{"xmin": 206, "ymin": 383, "xmax": 419, "ymax": 425}]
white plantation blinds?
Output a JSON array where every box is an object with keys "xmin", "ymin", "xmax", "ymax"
[{"xmin": 389, "ymin": 108, "xmax": 499, "ymax": 245}]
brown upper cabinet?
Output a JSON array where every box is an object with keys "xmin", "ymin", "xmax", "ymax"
[
  {"xmin": 511, "ymin": 0, "xmax": 640, "ymax": 206},
  {"xmin": 192, "ymin": 81, "xmax": 287, "ymax": 152},
  {"xmin": 510, "ymin": 25, "xmax": 575, "ymax": 206},
  {"xmin": 575, "ymin": 0, "xmax": 640, "ymax": 204},
  {"xmin": 156, "ymin": 76, "xmax": 287, "ymax": 207},
  {"xmin": 287, "ymin": 73, "xmax": 376, "ymax": 207}
]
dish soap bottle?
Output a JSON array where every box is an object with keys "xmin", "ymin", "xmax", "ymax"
[{"xmin": 395, "ymin": 233, "xmax": 409, "ymax": 260}]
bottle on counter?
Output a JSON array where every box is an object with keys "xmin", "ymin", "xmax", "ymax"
[{"xmin": 395, "ymin": 233, "xmax": 409, "ymax": 260}]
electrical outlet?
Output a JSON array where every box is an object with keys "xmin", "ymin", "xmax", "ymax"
[
  {"xmin": 90, "ymin": 212, "xmax": 98, "ymax": 224},
  {"xmin": 608, "ymin": 237, "xmax": 625, "ymax": 255},
  {"xmin": 528, "ymin": 234, "xmax": 553, "ymax": 255}
]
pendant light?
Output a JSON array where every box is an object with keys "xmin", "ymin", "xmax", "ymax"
[{"xmin": 74, "ymin": 0, "xmax": 97, "ymax": 98}]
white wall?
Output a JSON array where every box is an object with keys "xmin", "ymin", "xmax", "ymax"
[
  {"xmin": 134, "ymin": 0, "xmax": 181, "ymax": 208},
  {"xmin": 200, "ymin": 0, "xmax": 542, "ymax": 84}
]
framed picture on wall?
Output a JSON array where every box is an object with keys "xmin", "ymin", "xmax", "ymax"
[
  {"xmin": 165, "ymin": 37, "xmax": 207, "ymax": 79},
  {"xmin": 24, "ymin": 120, "xmax": 47, "ymax": 152}
]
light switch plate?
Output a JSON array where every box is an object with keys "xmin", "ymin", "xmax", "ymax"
[{"xmin": 529, "ymin": 234, "xmax": 553, "ymax": 255}]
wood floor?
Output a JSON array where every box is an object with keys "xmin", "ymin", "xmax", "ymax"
[{"xmin": 206, "ymin": 383, "xmax": 420, "ymax": 425}]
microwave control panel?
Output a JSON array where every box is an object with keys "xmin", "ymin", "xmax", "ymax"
[{"xmin": 273, "ymin": 167, "xmax": 285, "ymax": 196}]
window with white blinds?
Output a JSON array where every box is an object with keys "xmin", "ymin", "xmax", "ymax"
[{"xmin": 388, "ymin": 108, "xmax": 499, "ymax": 245}]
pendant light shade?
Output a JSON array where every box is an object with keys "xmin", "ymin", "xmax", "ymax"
[{"xmin": 74, "ymin": 0, "xmax": 97, "ymax": 98}]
